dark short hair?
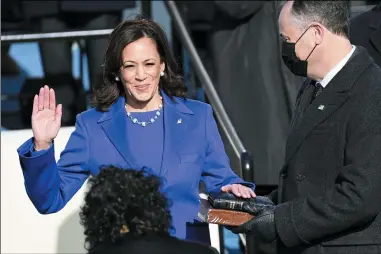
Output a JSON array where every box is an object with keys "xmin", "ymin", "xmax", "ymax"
[
  {"xmin": 79, "ymin": 165, "xmax": 173, "ymax": 251},
  {"xmin": 92, "ymin": 15, "xmax": 187, "ymax": 111},
  {"xmin": 290, "ymin": 1, "xmax": 350, "ymax": 38}
]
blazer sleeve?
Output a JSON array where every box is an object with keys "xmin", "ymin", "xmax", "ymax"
[
  {"xmin": 274, "ymin": 90, "xmax": 381, "ymax": 247},
  {"xmin": 214, "ymin": 1, "xmax": 264, "ymax": 20},
  {"xmin": 17, "ymin": 114, "xmax": 90, "ymax": 214},
  {"xmin": 201, "ymin": 105, "xmax": 255, "ymax": 193}
]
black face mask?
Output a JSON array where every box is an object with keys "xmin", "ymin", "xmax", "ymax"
[{"xmin": 281, "ymin": 26, "xmax": 317, "ymax": 77}]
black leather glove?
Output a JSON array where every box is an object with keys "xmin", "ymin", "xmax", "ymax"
[
  {"xmin": 240, "ymin": 196, "xmax": 275, "ymax": 214},
  {"xmin": 231, "ymin": 196, "xmax": 276, "ymax": 243}
]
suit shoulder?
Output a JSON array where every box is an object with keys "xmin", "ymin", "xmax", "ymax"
[
  {"xmin": 182, "ymin": 242, "xmax": 219, "ymax": 254},
  {"xmin": 179, "ymin": 97, "xmax": 212, "ymax": 112},
  {"xmin": 350, "ymin": 63, "xmax": 381, "ymax": 113},
  {"xmin": 360, "ymin": 63, "xmax": 381, "ymax": 93},
  {"xmin": 91, "ymin": 235, "xmax": 218, "ymax": 254},
  {"xmin": 182, "ymin": 97, "xmax": 211, "ymax": 108},
  {"xmin": 77, "ymin": 107, "xmax": 103, "ymax": 123},
  {"xmin": 168, "ymin": 237, "xmax": 218, "ymax": 254},
  {"xmin": 187, "ymin": 244, "xmax": 218, "ymax": 254}
]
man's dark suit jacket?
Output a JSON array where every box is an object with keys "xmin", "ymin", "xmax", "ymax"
[
  {"xmin": 350, "ymin": 4, "xmax": 381, "ymax": 68},
  {"xmin": 89, "ymin": 234, "xmax": 219, "ymax": 254},
  {"xmin": 268, "ymin": 47, "xmax": 381, "ymax": 254}
]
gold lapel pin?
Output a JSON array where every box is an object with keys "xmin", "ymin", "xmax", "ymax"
[
  {"xmin": 318, "ymin": 105, "xmax": 325, "ymax": 110},
  {"xmin": 120, "ymin": 224, "xmax": 129, "ymax": 234}
]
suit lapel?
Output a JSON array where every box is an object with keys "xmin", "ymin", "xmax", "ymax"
[
  {"xmin": 98, "ymin": 97, "xmax": 138, "ymax": 168},
  {"xmin": 160, "ymin": 93, "xmax": 193, "ymax": 177},
  {"xmin": 285, "ymin": 91, "xmax": 349, "ymax": 163},
  {"xmin": 289, "ymin": 80, "xmax": 315, "ymax": 131},
  {"xmin": 285, "ymin": 47, "xmax": 373, "ymax": 163}
]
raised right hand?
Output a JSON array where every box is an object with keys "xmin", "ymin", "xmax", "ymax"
[{"xmin": 32, "ymin": 85, "xmax": 62, "ymax": 151}]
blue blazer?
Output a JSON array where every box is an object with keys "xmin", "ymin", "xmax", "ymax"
[{"xmin": 17, "ymin": 93, "xmax": 254, "ymax": 239}]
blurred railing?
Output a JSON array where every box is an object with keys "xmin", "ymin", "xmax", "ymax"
[{"xmin": 1, "ymin": 29, "xmax": 113, "ymax": 44}]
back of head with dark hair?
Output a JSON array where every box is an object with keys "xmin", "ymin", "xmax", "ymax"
[
  {"xmin": 92, "ymin": 15, "xmax": 187, "ymax": 111},
  {"xmin": 290, "ymin": 1, "xmax": 350, "ymax": 38},
  {"xmin": 80, "ymin": 165, "xmax": 173, "ymax": 251}
]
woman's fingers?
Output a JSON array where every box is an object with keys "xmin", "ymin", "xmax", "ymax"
[
  {"xmin": 236, "ymin": 185, "xmax": 254, "ymax": 198},
  {"xmin": 43, "ymin": 85, "xmax": 50, "ymax": 109},
  {"xmin": 38, "ymin": 87, "xmax": 44, "ymax": 111},
  {"xmin": 241, "ymin": 186, "xmax": 250, "ymax": 198},
  {"xmin": 32, "ymin": 94, "xmax": 39, "ymax": 115},
  {"xmin": 221, "ymin": 185, "xmax": 230, "ymax": 192},
  {"xmin": 221, "ymin": 184, "xmax": 256, "ymax": 198},
  {"xmin": 49, "ymin": 88, "xmax": 56, "ymax": 110},
  {"xmin": 36, "ymin": 85, "xmax": 54, "ymax": 112},
  {"xmin": 232, "ymin": 188, "xmax": 241, "ymax": 197},
  {"xmin": 55, "ymin": 104, "xmax": 62, "ymax": 122}
]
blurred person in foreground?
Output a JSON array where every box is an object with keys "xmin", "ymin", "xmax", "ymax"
[
  {"xmin": 230, "ymin": 1, "xmax": 381, "ymax": 254},
  {"xmin": 80, "ymin": 165, "xmax": 218, "ymax": 254},
  {"xmin": 16, "ymin": 16, "xmax": 255, "ymax": 244}
]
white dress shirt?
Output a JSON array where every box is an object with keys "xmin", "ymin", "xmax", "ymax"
[{"xmin": 318, "ymin": 45, "xmax": 356, "ymax": 88}]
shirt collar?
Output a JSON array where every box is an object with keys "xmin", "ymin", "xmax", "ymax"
[{"xmin": 317, "ymin": 45, "xmax": 356, "ymax": 88}]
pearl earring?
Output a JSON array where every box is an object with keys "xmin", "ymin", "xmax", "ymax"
[
  {"xmin": 115, "ymin": 76, "xmax": 120, "ymax": 81},
  {"xmin": 160, "ymin": 72, "xmax": 164, "ymax": 77}
]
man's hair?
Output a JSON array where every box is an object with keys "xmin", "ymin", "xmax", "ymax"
[
  {"xmin": 79, "ymin": 165, "xmax": 173, "ymax": 251},
  {"xmin": 290, "ymin": 1, "xmax": 350, "ymax": 37}
]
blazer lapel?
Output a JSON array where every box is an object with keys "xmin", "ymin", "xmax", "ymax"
[
  {"xmin": 98, "ymin": 97, "xmax": 138, "ymax": 168},
  {"xmin": 160, "ymin": 93, "xmax": 193, "ymax": 177},
  {"xmin": 285, "ymin": 91, "xmax": 349, "ymax": 163},
  {"xmin": 289, "ymin": 80, "xmax": 315, "ymax": 131},
  {"xmin": 285, "ymin": 47, "xmax": 373, "ymax": 163}
]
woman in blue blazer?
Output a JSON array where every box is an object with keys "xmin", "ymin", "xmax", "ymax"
[{"xmin": 17, "ymin": 17, "xmax": 255, "ymax": 241}]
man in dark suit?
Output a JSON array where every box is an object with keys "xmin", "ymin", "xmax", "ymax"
[
  {"xmin": 350, "ymin": 2, "xmax": 381, "ymax": 67},
  {"xmin": 230, "ymin": 1, "xmax": 381, "ymax": 254},
  {"xmin": 80, "ymin": 165, "xmax": 218, "ymax": 254}
]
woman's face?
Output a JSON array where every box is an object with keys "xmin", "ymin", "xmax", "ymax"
[{"xmin": 119, "ymin": 37, "xmax": 165, "ymax": 104}]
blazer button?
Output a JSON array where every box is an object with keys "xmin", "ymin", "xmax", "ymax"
[
  {"xmin": 280, "ymin": 165, "xmax": 288, "ymax": 178},
  {"xmin": 281, "ymin": 171, "xmax": 288, "ymax": 178},
  {"xmin": 296, "ymin": 173, "xmax": 305, "ymax": 182}
]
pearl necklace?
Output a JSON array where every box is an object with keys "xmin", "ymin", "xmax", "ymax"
[{"xmin": 125, "ymin": 103, "xmax": 163, "ymax": 127}]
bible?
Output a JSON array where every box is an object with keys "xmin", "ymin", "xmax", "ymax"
[{"xmin": 197, "ymin": 193, "xmax": 255, "ymax": 226}]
